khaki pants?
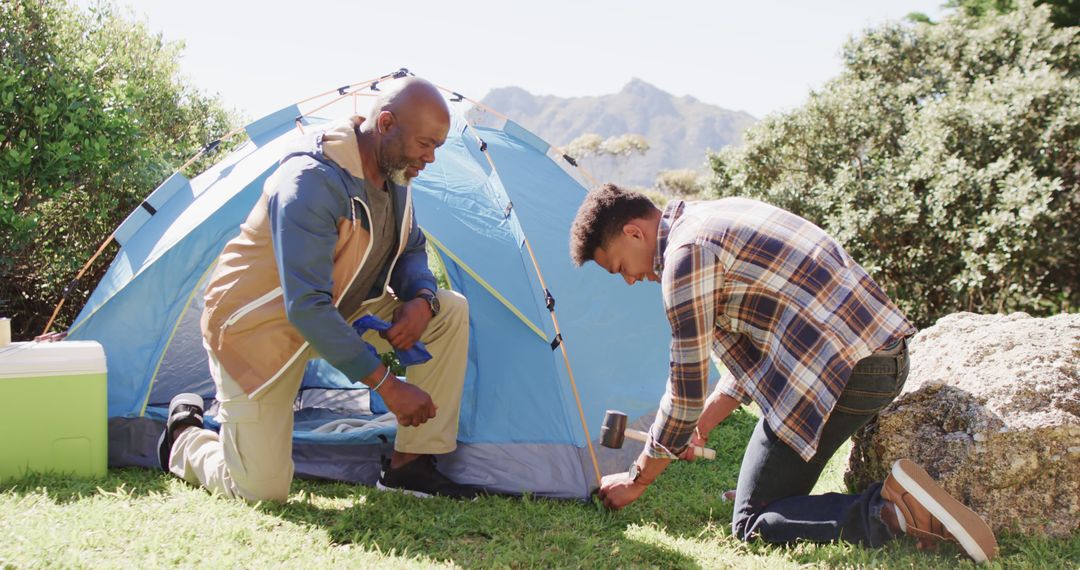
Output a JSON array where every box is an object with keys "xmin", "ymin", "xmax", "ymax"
[{"xmin": 170, "ymin": 289, "xmax": 469, "ymax": 501}]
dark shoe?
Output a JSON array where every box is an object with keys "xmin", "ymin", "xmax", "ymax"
[
  {"xmin": 882, "ymin": 458, "xmax": 998, "ymax": 563},
  {"xmin": 157, "ymin": 393, "xmax": 205, "ymax": 472},
  {"xmin": 377, "ymin": 455, "xmax": 482, "ymax": 499}
]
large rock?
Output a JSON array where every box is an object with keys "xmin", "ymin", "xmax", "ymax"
[{"xmin": 846, "ymin": 312, "xmax": 1080, "ymax": 537}]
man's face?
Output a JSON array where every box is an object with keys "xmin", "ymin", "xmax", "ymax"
[
  {"xmin": 593, "ymin": 224, "xmax": 659, "ymax": 286},
  {"xmin": 377, "ymin": 109, "xmax": 449, "ymax": 185}
]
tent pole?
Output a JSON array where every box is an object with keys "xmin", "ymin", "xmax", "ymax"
[
  {"xmin": 40, "ymin": 234, "xmax": 115, "ymax": 336},
  {"xmin": 448, "ymin": 110, "xmax": 605, "ymax": 487},
  {"xmin": 523, "ymin": 239, "xmax": 604, "ymax": 487}
]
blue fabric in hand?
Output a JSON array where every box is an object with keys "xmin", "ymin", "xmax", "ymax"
[{"xmin": 351, "ymin": 315, "xmax": 432, "ymax": 366}]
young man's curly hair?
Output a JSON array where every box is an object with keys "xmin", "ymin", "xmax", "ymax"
[{"xmin": 569, "ymin": 183, "xmax": 659, "ymax": 266}]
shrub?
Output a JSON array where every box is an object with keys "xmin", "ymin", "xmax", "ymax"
[
  {"xmin": 0, "ymin": 0, "xmax": 239, "ymax": 339},
  {"xmin": 654, "ymin": 168, "xmax": 704, "ymax": 198},
  {"xmin": 708, "ymin": 2, "xmax": 1078, "ymax": 327}
]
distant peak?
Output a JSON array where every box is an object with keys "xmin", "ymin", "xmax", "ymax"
[
  {"xmin": 620, "ymin": 78, "xmax": 668, "ymax": 97},
  {"xmin": 487, "ymin": 85, "xmax": 532, "ymax": 97}
]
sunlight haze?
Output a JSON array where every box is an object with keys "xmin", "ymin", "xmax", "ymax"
[{"xmin": 86, "ymin": 0, "xmax": 948, "ymax": 121}]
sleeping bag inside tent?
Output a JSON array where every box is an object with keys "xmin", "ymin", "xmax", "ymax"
[{"xmin": 66, "ymin": 73, "xmax": 700, "ymax": 499}]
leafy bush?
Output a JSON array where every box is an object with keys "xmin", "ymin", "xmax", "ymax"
[
  {"xmin": 563, "ymin": 132, "xmax": 650, "ymax": 187},
  {"xmin": 0, "ymin": 0, "xmax": 239, "ymax": 339},
  {"xmin": 563, "ymin": 133, "xmax": 650, "ymax": 160},
  {"xmin": 943, "ymin": 0, "xmax": 1079, "ymax": 27},
  {"xmin": 654, "ymin": 168, "xmax": 704, "ymax": 197},
  {"xmin": 708, "ymin": 2, "xmax": 1078, "ymax": 327}
]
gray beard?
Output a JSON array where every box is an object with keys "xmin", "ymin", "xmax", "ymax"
[{"xmin": 388, "ymin": 168, "xmax": 410, "ymax": 186}]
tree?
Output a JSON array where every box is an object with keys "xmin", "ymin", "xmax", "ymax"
[
  {"xmin": 563, "ymin": 132, "xmax": 649, "ymax": 186},
  {"xmin": 946, "ymin": 0, "xmax": 1079, "ymax": 27},
  {"xmin": 709, "ymin": 2, "xmax": 1078, "ymax": 327},
  {"xmin": 0, "ymin": 0, "xmax": 240, "ymax": 339},
  {"xmin": 910, "ymin": 0, "xmax": 1079, "ymax": 27},
  {"xmin": 563, "ymin": 133, "xmax": 604, "ymax": 160},
  {"xmin": 654, "ymin": 168, "xmax": 704, "ymax": 198}
]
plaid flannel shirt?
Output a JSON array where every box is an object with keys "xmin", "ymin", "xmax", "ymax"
[{"xmin": 646, "ymin": 198, "xmax": 915, "ymax": 462}]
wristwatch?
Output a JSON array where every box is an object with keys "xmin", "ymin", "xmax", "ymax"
[
  {"xmin": 416, "ymin": 291, "xmax": 440, "ymax": 317},
  {"xmin": 627, "ymin": 460, "xmax": 651, "ymax": 486}
]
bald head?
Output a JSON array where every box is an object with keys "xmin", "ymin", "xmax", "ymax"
[
  {"xmin": 371, "ymin": 77, "xmax": 450, "ymax": 122},
  {"xmin": 361, "ymin": 77, "xmax": 451, "ymax": 186}
]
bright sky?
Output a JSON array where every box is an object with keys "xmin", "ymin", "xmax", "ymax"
[{"xmin": 99, "ymin": 0, "xmax": 947, "ymax": 120}]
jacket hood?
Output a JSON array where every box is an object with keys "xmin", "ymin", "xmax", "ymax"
[{"xmin": 317, "ymin": 116, "xmax": 367, "ymax": 181}]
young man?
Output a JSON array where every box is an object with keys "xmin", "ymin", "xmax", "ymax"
[
  {"xmin": 158, "ymin": 78, "xmax": 478, "ymax": 501},
  {"xmin": 571, "ymin": 184, "xmax": 997, "ymax": 562}
]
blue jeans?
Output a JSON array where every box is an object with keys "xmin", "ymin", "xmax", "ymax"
[{"xmin": 732, "ymin": 339, "xmax": 909, "ymax": 547}]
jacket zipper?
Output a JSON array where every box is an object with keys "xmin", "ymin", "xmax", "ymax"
[
  {"xmin": 351, "ymin": 184, "xmax": 414, "ymax": 309},
  {"xmin": 223, "ymin": 287, "xmax": 283, "ymax": 328},
  {"xmin": 336, "ymin": 196, "xmax": 377, "ymax": 307},
  {"xmin": 251, "ymin": 186, "xmax": 413, "ymax": 398}
]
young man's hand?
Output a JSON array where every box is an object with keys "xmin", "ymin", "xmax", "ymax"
[
  {"xmin": 384, "ymin": 298, "xmax": 432, "ymax": 349},
  {"xmin": 677, "ymin": 392, "xmax": 742, "ymax": 461},
  {"xmin": 597, "ymin": 472, "xmax": 648, "ymax": 510},
  {"xmin": 678, "ymin": 428, "xmax": 709, "ymax": 461}
]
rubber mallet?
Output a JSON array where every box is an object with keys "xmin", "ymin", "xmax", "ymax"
[{"xmin": 599, "ymin": 410, "xmax": 716, "ymax": 459}]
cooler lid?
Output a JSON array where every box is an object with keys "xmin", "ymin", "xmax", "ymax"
[{"xmin": 0, "ymin": 340, "xmax": 107, "ymax": 378}]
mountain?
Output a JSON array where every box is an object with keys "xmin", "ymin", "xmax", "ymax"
[{"xmin": 470, "ymin": 79, "xmax": 757, "ymax": 188}]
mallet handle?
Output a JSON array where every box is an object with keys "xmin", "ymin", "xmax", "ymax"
[{"xmin": 624, "ymin": 429, "xmax": 717, "ymax": 460}]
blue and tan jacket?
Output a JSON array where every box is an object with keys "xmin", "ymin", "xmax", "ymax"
[{"xmin": 200, "ymin": 117, "xmax": 436, "ymax": 396}]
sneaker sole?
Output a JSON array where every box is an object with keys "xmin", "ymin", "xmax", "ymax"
[
  {"xmin": 169, "ymin": 393, "xmax": 204, "ymax": 413},
  {"xmin": 156, "ymin": 428, "xmax": 170, "ymax": 472},
  {"xmin": 159, "ymin": 393, "xmax": 206, "ymax": 472},
  {"xmin": 892, "ymin": 459, "xmax": 997, "ymax": 562},
  {"xmin": 375, "ymin": 480, "xmax": 433, "ymax": 499}
]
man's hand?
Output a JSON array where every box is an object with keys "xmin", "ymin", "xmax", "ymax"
[
  {"xmin": 376, "ymin": 373, "xmax": 438, "ymax": 427},
  {"xmin": 383, "ymin": 298, "xmax": 432, "ymax": 350},
  {"xmin": 678, "ymin": 428, "xmax": 708, "ymax": 461},
  {"xmin": 597, "ymin": 472, "xmax": 648, "ymax": 510}
]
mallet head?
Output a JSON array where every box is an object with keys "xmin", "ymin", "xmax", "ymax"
[{"xmin": 600, "ymin": 410, "xmax": 628, "ymax": 449}]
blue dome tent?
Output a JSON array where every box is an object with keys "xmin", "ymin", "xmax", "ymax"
[{"xmin": 64, "ymin": 70, "xmax": 694, "ymax": 498}]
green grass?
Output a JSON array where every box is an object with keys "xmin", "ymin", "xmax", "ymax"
[{"xmin": 2, "ymin": 408, "xmax": 1077, "ymax": 568}]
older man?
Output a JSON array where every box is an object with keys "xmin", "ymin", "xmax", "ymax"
[
  {"xmin": 158, "ymin": 78, "xmax": 477, "ymax": 500},
  {"xmin": 571, "ymin": 184, "xmax": 997, "ymax": 562}
]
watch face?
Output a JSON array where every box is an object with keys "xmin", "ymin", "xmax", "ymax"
[
  {"xmin": 420, "ymin": 293, "xmax": 440, "ymax": 315},
  {"xmin": 627, "ymin": 462, "xmax": 639, "ymax": 481}
]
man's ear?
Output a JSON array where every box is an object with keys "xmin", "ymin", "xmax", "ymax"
[
  {"xmin": 622, "ymin": 221, "xmax": 645, "ymax": 241},
  {"xmin": 377, "ymin": 110, "xmax": 395, "ymax": 134}
]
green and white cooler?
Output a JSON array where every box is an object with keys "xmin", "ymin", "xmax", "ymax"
[{"xmin": 0, "ymin": 341, "xmax": 108, "ymax": 480}]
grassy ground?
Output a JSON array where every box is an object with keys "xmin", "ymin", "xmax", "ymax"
[{"xmin": 2, "ymin": 408, "xmax": 1077, "ymax": 568}]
